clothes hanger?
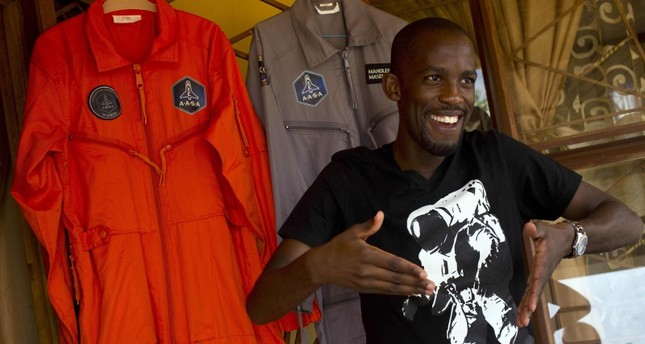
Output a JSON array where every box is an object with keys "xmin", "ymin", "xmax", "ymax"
[
  {"xmin": 103, "ymin": 0, "xmax": 157, "ymax": 13},
  {"xmin": 312, "ymin": 1, "xmax": 347, "ymax": 39},
  {"xmin": 314, "ymin": 1, "xmax": 341, "ymax": 15}
]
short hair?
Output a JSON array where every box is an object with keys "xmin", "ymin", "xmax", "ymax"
[{"xmin": 390, "ymin": 17, "xmax": 471, "ymax": 75}]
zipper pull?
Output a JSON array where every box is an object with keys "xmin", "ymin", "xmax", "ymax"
[
  {"xmin": 232, "ymin": 97, "xmax": 251, "ymax": 156},
  {"xmin": 133, "ymin": 64, "xmax": 148, "ymax": 124}
]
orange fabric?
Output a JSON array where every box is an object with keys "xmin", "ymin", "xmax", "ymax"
[{"xmin": 11, "ymin": 0, "xmax": 287, "ymax": 342}]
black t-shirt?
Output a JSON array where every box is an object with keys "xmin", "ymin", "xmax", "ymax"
[{"xmin": 279, "ymin": 130, "xmax": 581, "ymax": 344}]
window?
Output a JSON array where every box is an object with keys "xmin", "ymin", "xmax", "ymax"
[{"xmin": 470, "ymin": 0, "xmax": 645, "ymax": 342}]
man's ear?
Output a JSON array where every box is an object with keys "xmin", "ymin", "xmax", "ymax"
[{"xmin": 382, "ymin": 73, "xmax": 401, "ymax": 101}]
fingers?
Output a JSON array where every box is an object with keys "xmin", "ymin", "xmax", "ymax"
[
  {"xmin": 359, "ymin": 276, "xmax": 435, "ymax": 296},
  {"xmin": 516, "ymin": 220, "xmax": 554, "ymax": 327},
  {"xmin": 515, "ymin": 276, "xmax": 539, "ymax": 327},
  {"xmin": 516, "ymin": 301, "xmax": 535, "ymax": 327},
  {"xmin": 354, "ymin": 245, "xmax": 434, "ymax": 296},
  {"xmin": 326, "ymin": 211, "xmax": 435, "ymax": 296},
  {"xmin": 351, "ymin": 261, "xmax": 435, "ymax": 296}
]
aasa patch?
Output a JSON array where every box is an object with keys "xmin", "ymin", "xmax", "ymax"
[
  {"xmin": 293, "ymin": 71, "xmax": 327, "ymax": 107},
  {"xmin": 88, "ymin": 85, "xmax": 122, "ymax": 120},
  {"xmin": 172, "ymin": 76, "xmax": 206, "ymax": 115}
]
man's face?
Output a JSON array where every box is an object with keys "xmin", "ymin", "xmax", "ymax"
[{"xmin": 395, "ymin": 32, "xmax": 477, "ymax": 156}]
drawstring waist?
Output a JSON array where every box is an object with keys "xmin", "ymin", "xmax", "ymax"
[
  {"xmin": 129, "ymin": 145, "xmax": 171, "ymax": 186},
  {"xmin": 69, "ymin": 123, "xmax": 207, "ymax": 187}
]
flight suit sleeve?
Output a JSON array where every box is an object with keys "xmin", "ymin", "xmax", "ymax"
[
  {"xmin": 205, "ymin": 26, "xmax": 276, "ymax": 262},
  {"xmin": 203, "ymin": 26, "xmax": 290, "ymax": 343},
  {"xmin": 11, "ymin": 38, "xmax": 78, "ymax": 344},
  {"xmin": 205, "ymin": 26, "xmax": 321, "ymax": 337}
]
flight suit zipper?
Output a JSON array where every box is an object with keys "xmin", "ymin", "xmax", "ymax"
[
  {"xmin": 134, "ymin": 63, "xmax": 176, "ymax": 344},
  {"xmin": 341, "ymin": 49, "xmax": 361, "ymax": 147}
]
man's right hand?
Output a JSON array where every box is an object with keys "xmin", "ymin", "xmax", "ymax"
[
  {"xmin": 310, "ymin": 211, "xmax": 435, "ymax": 297},
  {"xmin": 247, "ymin": 211, "xmax": 434, "ymax": 324}
]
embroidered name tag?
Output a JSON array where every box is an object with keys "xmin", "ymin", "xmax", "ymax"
[{"xmin": 365, "ymin": 63, "xmax": 391, "ymax": 84}]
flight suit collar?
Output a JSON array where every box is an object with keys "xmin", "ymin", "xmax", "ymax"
[
  {"xmin": 85, "ymin": 0, "xmax": 179, "ymax": 72},
  {"xmin": 290, "ymin": 0, "xmax": 383, "ymax": 68}
]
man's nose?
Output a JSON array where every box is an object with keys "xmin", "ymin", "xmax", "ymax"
[{"xmin": 437, "ymin": 82, "xmax": 464, "ymax": 105}]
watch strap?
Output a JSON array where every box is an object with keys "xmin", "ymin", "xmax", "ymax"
[{"xmin": 563, "ymin": 219, "xmax": 584, "ymax": 258}]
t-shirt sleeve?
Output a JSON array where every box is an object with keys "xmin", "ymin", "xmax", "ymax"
[
  {"xmin": 278, "ymin": 160, "xmax": 345, "ymax": 247},
  {"xmin": 498, "ymin": 132, "xmax": 582, "ymax": 220}
]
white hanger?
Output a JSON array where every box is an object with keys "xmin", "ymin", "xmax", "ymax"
[
  {"xmin": 103, "ymin": 0, "xmax": 157, "ymax": 13},
  {"xmin": 314, "ymin": 2, "xmax": 340, "ymax": 15}
]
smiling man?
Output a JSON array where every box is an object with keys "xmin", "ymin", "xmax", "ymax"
[{"xmin": 246, "ymin": 17, "xmax": 642, "ymax": 344}]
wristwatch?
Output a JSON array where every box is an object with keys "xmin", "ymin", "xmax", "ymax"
[{"xmin": 564, "ymin": 220, "xmax": 588, "ymax": 258}]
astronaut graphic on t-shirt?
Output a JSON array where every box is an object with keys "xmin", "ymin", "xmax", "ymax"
[{"xmin": 402, "ymin": 179, "xmax": 519, "ymax": 344}]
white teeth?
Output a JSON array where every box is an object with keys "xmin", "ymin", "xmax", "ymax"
[{"xmin": 431, "ymin": 115, "xmax": 459, "ymax": 124}]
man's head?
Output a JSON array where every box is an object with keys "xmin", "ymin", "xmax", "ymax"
[{"xmin": 383, "ymin": 17, "xmax": 477, "ymax": 157}]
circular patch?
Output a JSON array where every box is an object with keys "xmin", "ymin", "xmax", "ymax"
[{"xmin": 88, "ymin": 85, "xmax": 122, "ymax": 120}]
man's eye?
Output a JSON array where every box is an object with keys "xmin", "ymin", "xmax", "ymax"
[
  {"xmin": 462, "ymin": 77, "xmax": 476, "ymax": 84},
  {"xmin": 425, "ymin": 75, "xmax": 440, "ymax": 81}
]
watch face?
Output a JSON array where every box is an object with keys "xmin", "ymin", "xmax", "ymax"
[{"xmin": 575, "ymin": 235, "xmax": 588, "ymax": 256}]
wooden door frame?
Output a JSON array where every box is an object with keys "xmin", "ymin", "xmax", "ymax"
[
  {"xmin": 1, "ymin": 0, "xmax": 58, "ymax": 342},
  {"xmin": 468, "ymin": 1, "xmax": 555, "ymax": 342}
]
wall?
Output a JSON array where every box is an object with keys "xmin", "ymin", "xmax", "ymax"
[{"xmin": 171, "ymin": 0, "xmax": 295, "ymax": 77}]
